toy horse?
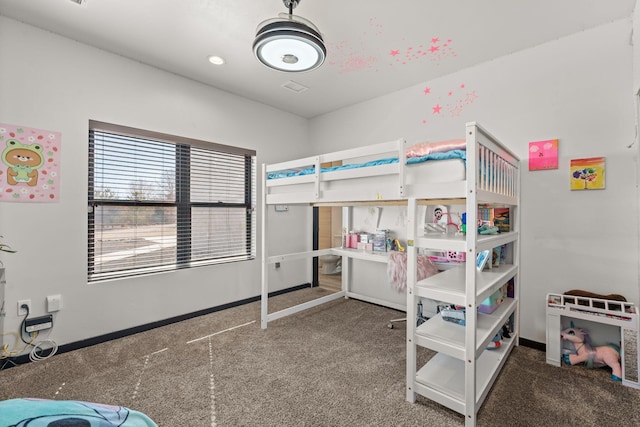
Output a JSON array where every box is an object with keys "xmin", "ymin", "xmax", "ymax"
[{"xmin": 561, "ymin": 326, "xmax": 622, "ymax": 381}]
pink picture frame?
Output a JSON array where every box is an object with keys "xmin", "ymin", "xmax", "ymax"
[{"xmin": 529, "ymin": 139, "xmax": 559, "ymax": 171}]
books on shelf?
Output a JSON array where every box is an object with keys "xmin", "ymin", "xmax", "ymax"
[
  {"xmin": 493, "ymin": 207, "xmax": 510, "ymax": 232},
  {"xmin": 476, "ymin": 206, "xmax": 510, "ymax": 232}
]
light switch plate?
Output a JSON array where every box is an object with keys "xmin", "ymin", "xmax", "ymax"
[{"xmin": 47, "ymin": 294, "xmax": 62, "ymax": 312}]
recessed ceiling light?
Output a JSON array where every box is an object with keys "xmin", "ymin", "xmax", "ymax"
[{"xmin": 208, "ymin": 55, "xmax": 225, "ymax": 65}]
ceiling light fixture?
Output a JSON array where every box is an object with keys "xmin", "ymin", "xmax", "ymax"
[
  {"xmin": 208, "ymin": 55, "xmax": 225, "ymax": 65},
  {"xmin": 253, "ymin": 0, "xmax": 326, "ymax": 73}
]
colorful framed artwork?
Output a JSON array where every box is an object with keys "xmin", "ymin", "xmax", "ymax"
[
  {"xmin": 528, "ymin": 139, "xmax": 558, "ymax": 171},
  {"xmin": 0, "ymin": 123, "xmax": 61, "ymax": 203},
  {"xmin": 570, "ymin": 157, "xmax": 605, "ymax": 190}
]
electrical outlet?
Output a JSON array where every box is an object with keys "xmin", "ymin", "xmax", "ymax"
[{"xmin": 17, "ymin": 299, "xmax": 31, "ymax": 316}]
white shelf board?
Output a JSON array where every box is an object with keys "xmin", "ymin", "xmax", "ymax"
[
  {"xmin": 413, "ymin": 266, "xmax": 466, "ymax": 306},
  {"xmin": 414, "ymin": 335, "xmax": 516, "ymax": 415},
  {"xmin": 476, "ymin": 231, "xmax": 518, "ymax": 252},
  {"xmin": 413, "ymin": 264, "xmax": 517, "ymax": 306},
  {"xmin": 416, "ymin": 231, "xmax": 518, "ymax": 253},
  {"xmin": 417, "ymin": 234, "xmax": 466, "ymax": 252},
  {"xmin": 475, "ymin": 265, "xmax": 518, "ymax": 303},
  {"xmin": 330, "ymin": 247, "xmax": 389, "ymax": 263},
  {"xmin": 414, "ymin": 298, "xmax": 516, "ymax": 360}
]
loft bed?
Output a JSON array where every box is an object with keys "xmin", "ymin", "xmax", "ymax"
[{"xmin": 260, "ymin": 121, "xmax": 519, "ymax": 330}]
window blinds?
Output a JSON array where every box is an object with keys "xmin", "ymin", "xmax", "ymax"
[{"xmin": 88, "ymin": 121, "xmax": 256, "ymax": 282}]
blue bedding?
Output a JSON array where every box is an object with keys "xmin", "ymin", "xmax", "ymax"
[
  {"xmin": 0, "ymin": 398, "xmax": 157, "ymax": 427},
  {"xmin": 267, "ymin": 150, "xmax": 466, "ymax": 180}
]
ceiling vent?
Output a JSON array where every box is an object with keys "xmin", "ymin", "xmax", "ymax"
[{"xmin": 281, "ymin": 80, "xmax": 309, "ymax": 93}]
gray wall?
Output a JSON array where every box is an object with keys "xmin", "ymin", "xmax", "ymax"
[
  {"xmin": 309, "ymin": 18, "xmax": 639, "ymax": 343},
  {"xmin": 0, "ymin": 16, "xmax": 313, "ymax": 347}
]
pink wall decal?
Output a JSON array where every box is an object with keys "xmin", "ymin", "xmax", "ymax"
[
  {"xmin": 420, "ymin": 83, "xmax": 479, "ymax": 125},
  {"xmin": 327, "ymin": 17, "xmax": 456, "ymax": 73}
]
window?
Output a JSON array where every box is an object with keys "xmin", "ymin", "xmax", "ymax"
[{"xmin": 88, "ymin": 121, "xmax": 256, "ymax": 282}]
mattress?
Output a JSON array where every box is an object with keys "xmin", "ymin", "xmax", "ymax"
[{"xmin": 267, "ymin": 149, "xmax": 466, "ymax": 180}]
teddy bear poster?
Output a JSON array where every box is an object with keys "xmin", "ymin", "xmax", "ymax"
[{"xmin": 0, "ymin": 122, "xmax": 61, "ymax": 203}]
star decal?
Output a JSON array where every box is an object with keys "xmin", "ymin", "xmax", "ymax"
[
  {"xmin": 390, "ymin": 50, "xmax": 400, "ymax": 56},
  {"xmin": 432, "ymin": 104, "xmax": 442, "ymax": 114}
]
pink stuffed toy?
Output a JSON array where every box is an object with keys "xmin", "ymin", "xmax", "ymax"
[{"xmin": 561, "ymin": 326, "xmax": 622, "ymax": 381}]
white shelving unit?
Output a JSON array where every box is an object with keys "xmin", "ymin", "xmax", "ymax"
[{"xmin": 405, "ymin": 124, "xmax": 520, "ymax": 427}]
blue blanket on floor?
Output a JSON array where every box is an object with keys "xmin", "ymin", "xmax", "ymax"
[{"xmin": 0, "ymin": 398, "xmax": 157, "ymax": 427}]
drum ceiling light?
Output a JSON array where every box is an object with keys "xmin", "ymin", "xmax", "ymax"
[{"xmin": 253, "ymin": 0, "xmax": 326, "ymax": 73}]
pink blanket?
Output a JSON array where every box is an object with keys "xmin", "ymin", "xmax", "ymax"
[{"xmin": 387, "ymin": 251, "xmax": 439, "ymax": 291}]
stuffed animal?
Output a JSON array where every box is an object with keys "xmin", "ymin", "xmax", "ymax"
[{"xmin": 561, "ymin": 326, "xmax": 622, "ymax": 381}]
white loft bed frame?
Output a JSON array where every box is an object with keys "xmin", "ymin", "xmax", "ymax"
[
  {"xmin": 546, "ymin": 293, "xmax": 640, "ymax": 389},
  {"xmin": 260, "ymin": 121, "xmax": 519, "ymax": 330}
]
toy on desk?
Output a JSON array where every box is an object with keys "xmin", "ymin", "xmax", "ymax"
[
  {"xmin": 447, "ymin": 250, "xmax": 466, "ymax": 262},
  {"xmin": 561, "ymin": 324, "xmax": 622, "ymax": 381},
  {"xmin": 387, "ymin": 239, "xmax": 405, "ymax": 252}
]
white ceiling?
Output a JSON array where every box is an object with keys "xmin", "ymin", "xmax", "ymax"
[{"xmin": 0, "ymin": 0, "xmax": 636, "ymax": 118}]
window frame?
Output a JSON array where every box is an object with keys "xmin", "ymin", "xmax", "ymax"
[{"xmin": 88, "ymin": 120, "xmax": 256, "ymax": 282}]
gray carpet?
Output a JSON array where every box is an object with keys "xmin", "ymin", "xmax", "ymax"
[{"xmin": 1, "ymin": 287, "xmax": 640, "ymax": 426}]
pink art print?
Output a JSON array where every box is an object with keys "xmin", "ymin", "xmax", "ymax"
[
  {"xmin": 0, "ymin": 123, "xmax": 61, "ymax": 202},
  {"xmin": 528, "ymin": 139, "xmax": 559, "ymax": 171}
]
